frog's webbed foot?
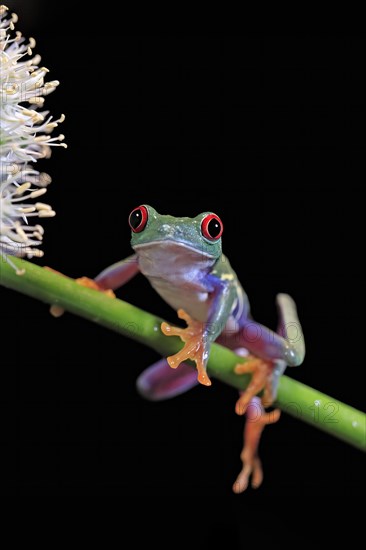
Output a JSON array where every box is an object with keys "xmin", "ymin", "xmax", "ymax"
[
  {"xmin": 44, "ymin": 268, "xmax": 115, "ymax": 317},
  {"xmin": 161, "ymin": 309, "xmax": 211, "ymax": 386},
  {"xmin": 234, "ymin": 356, "xmax": 275, "ymax": 416},
  {"xmin": 74, "ymin": 276, "xmax": 116, "ymax": 298},
  {"xmin": 233, "ymin": 398, "xmax": 280, "ymax": 493}
]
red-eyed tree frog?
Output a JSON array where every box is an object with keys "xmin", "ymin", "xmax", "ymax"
[{"xmin": 61, "ymin": 205, "xmax": 305, "ymax": 492}]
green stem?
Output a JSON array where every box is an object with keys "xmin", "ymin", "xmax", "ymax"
[{"xmin": 1, "ymin": 257, "xmax": 365, "ymax": 451}]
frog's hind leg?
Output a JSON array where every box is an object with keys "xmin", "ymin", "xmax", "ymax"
[
  {"xmin": 232, "ymin": 294, "xmax": 304, "ymax": 492},
  {"xmin": 234, "ymin": 293, "xmax": 305, "ymax": 415},
  {"xmin": 231, "ymin": 293, "xmax": 305, "ymax": 368},
  {"xmin": 233, "ymin": 397, "xmax": 280, "ymax": 493},
  {"xmin": 136, "ymin": 358, "xmax": 198, "ymax": 401}
]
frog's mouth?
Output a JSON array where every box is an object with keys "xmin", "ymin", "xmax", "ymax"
[
  {"xmin": 133, "ymin": 240, "xmax": 217, "ymax": 283},
  {"xmin": 133, "ymin": 239, "xmax": 216, "ymax": 259}
]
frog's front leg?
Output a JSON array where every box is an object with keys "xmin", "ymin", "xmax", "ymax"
[
  {"xmin": 47, "ymin": 255, "xmax": 139, "ymax": 317},
  {"xmin": 161, "ymin": 276, "xmax": 236, "ymax": 386},
  {"xmin": 161, "ymin": 309, "xmax": 210, "ymax": 385},
  {"xmin": 67, "ymin": 254, "xmax": 140, "ymax": 293},
  {"xmin": 92, "ymin": 254, "xmax": 140, "ymax": 290}
]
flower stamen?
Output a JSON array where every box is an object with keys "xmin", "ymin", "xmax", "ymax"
[{"xmin": 0, "ymin": 5, "xmax": 65, "ymax": 272}]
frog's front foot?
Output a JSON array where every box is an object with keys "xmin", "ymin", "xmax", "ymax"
[
  {"xmin": 44, "ymin": 268, "xmax": 115, "ymax": 317},
  {"xmin": 161, "ymin": 309, "xmax": 211, "ymax": 386},
  {"xmin": 233, "ymin": 398, "xmax": 280, "ymax": 493},
  {"xmin": 234, "ymin": 356, "xmax": 275, "ymax": 416},
  {"xmin": 74, "ymin": 276, "xmax": 116, "ymax": 298}
]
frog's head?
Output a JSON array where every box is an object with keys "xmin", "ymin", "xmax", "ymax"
[{"xmin": 129, "ymin": 205, "xmax": 223, "ymax": 260}]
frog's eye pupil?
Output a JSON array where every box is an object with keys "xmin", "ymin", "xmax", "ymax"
[
  {"xmin": 130, "ymin": 210, "xmax": 142, "ymax": 229},
  {"xmin": 129, "ymin": 205, "xmax": 148, "ymax": 233},
  {"xmin": 201, "ymin": 214, "xmax": 223, "ymax": 241},
  {"xmin": 208, "ymin": 219, "xmax": 221, "ymax": 237}
]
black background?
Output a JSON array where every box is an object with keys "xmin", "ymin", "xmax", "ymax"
[{"xmin": 0, "ymin": 1, "xmax": 364, "ymax": 543}]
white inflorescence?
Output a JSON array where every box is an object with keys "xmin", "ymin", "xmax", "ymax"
[{"xmin": 0, "ymin": 4, "xmax": 66, "ymax": 274}]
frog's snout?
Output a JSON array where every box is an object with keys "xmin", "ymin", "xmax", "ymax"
[{"xmin": 159, "ymin": 224, "xmax": 180, "ymax": 239}]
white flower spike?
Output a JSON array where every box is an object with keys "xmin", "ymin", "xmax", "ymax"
[{"xmin": 0, "ymin": 5, "xmax": 65, "ymax": 274}]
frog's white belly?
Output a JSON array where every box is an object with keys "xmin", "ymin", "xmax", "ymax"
[
  {"xmin": 135, "ymin": 241, "xmax": 215, "ymax": 322},
  {"xmin": 149, "ymin": 277, "xmax": 212, "ymax": 322}
]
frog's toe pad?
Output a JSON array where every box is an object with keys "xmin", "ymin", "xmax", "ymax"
[
  {"xmin": 136, "ymin": 358, "xmax": 198, "ymax": 401},
  {"xmin": 233, "ymin": 457, "xmax": 263, "ymax": 493},
  {"xmin": 161, "ymin": 309, "xmax": 211, "ymax": 386}
]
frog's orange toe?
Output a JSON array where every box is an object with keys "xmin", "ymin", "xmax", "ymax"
[
  {"xmin": 45, "ymin": 269, "xmax": 115, "ymax": 318},
  {"xmin": 161, "ymin": 309, "xmax": 211, "ymax": 386},
  {"xmin": 49, "ymin": 305, "xmax": 65, "ymax": 318},
  {"xmin": 233, "ymin": 456, "xmax": 263, "ymax": 493},
  {"xmin": 234, "ymin": 355, "xmax": 273, "ymax": 415},
  {"xmin": 75, "ymin": 276, "xmax": 116, "ymax": 298},
  {"xmin": 197, "ymin": 372, "xmax": 212, "ymax": 386},
  {"xmin": 166, "ymin": 354, "xmax": 181, "ymax": 370}
]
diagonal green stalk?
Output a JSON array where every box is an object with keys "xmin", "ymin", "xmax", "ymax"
[{"xmin": 1, "ymin": 257, "xmax": 365, "ymax": 451}]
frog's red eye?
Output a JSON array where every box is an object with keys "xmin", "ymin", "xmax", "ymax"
[
  {"xmin": 129, "ymin": 205, "xmax": 148, "ymax": 233},
  {"xmin": 201, "ymin": 214, "xmax": 223, "ymax": 241}
]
